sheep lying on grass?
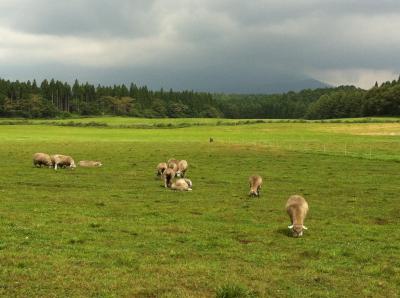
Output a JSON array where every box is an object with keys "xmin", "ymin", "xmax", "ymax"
[
  {"xmin": 286, "ymin": 195, "xmax": 309, "ymax": 237},
  {"xmin": 170, "ymin": 178, "xmax": 193, "ymax": 191},
  {"xmin": 33, "ymin": 153, "xmax": 53, "ymax": 168},
  {"xmin": 249, "ymin": 175, "xmax": 262, "ymax": 197},
  {"xmin": 79, "ymin": 160, "xmax": 103, "ymax": 167}
]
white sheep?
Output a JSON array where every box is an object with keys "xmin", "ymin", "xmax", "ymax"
[
  {"xmin": 249, "ymin": 175, "xmax": 263, "ymax": 197},
  {"xmin": 33, "ymin": 153, "xmax": 53, "ymax": 168},
  {"xmin": 156, "ymin": 162, "xmax": 168, "ymax": 177},
  {"xmin": 163, "ymin": 168, "xmax": 176, "ymax": 188},
  {"xmin": 286, "ymin": 195, "xmax": 309, "ymax": 237},
  {"xmin": 79, "ymin": 160, "xmax": 103, "ymax": 167},
  {"xmin": 51, "ymin": 154, "xmax": 76, "ymax": 170},
  {"xmin": 170, "ymin": 178, "xmax": 193, "ymax": 191},
  {"xmin": 176, "ymin": 160, "xmax": 188, "ymax": 178}
]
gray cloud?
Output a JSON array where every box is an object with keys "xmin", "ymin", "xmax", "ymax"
[
  {"xmin": 0, "ymin": 0, "xmax": 160, "ymax": 38},
  {"xmin": 1, "ymin": 0, "xmax": 400, "ymax": 91}
]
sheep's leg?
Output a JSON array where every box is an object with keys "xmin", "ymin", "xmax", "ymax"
[{"xmin": 54, "ymin": 163, "xmax": 58, "ymax": 170}]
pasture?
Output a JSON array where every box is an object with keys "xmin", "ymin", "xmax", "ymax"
[{"xmin": 0, "ymin": 118, "xmax": 399, "ymax": 297}]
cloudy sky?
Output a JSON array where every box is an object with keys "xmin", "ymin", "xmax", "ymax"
[{"xmin": 0, "ymin": 0, "xmax": 399, "ymax": 92}]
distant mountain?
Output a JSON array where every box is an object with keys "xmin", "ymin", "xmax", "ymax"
[
  {"xmin": 1, "ymin": 64, "xmax": 332, "ymax": 94},
  {"xmin": 159, "ymin": 73, "xmax": 333, "ymax": 94},
  {"xmin": 248, "ymin": 78, "xmax": 332, "ymax": 94}
]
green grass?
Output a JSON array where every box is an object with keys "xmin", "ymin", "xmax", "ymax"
[{"xmin": 0, "ymin": 119, "xmax": 399, "ymax": 297}]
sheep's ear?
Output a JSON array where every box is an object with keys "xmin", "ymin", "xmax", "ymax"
[
  {"xmin": 303, "ymin": 225, "xmax": 308, "ymax": 230},
  {"xmin": 288, "ymin": 225, "xmax": 293, "ymax": 229}
]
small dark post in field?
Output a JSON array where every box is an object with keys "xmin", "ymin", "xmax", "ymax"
[{"xmin": 210, "ymin": 137, "xmax": 214, "ymax": 143}]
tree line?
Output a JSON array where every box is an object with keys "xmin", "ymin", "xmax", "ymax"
[{"xmin": 0, "ymin": 77, "xmax": 399, "ymax": 119}]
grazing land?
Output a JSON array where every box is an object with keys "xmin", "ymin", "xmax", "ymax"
[{"xmin": 0, "ymin": 118, "xmax": 399, "ymax": 297}]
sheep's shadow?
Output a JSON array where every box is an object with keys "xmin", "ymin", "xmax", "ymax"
[{"xmin": 276, "ymin": 227, "xmax": 292, "ymax": 237}]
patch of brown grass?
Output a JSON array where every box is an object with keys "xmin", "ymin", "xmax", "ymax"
[{"xmin": 314, "ymin": 123, "xmax": 400, "ymax": 136}]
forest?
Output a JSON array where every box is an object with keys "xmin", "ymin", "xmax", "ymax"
[{"xmin": 0, "ymin": 77, "xmax": 399, "ymax": 119}]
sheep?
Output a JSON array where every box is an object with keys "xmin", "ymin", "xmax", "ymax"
[
  {"xmin": 163, "ymin": 168, "xmax": 175, "ymax": 188},
  {"xmin": 78, "ymin": 160, "xmax": 103, "ymax": 167},
  {"xmin": 286, "ymin": 195, "xmax": 309, "ymax": 237},
  {"xmin": 156, "ymin": 162, "xmax": 168, "ymax": 177},
  {"xmin": 170, "ymin": 178, "xmax": 193, "ymax": 191},
  {"xmin": 249, "ymin": 175, "xmax": 263, "ymax": 197},
  {"xmin": 51, "ymin": 154, "xmax": 76, "ymax": 170},
  {"xmin": 176, "ymin": 160, "xmax": 188, "ymax": 178},
  {"xmin": 33, "ymin": 153, "xmax": 53, "ymax": 168},
  {"xmin": 167, "ymin": 158, "xmax": 179, "ymax": 171}
]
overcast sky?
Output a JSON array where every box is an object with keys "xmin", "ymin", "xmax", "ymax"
[{"xmin": 0, "ymin": 0, "xmax": 399, "ymax": 92}]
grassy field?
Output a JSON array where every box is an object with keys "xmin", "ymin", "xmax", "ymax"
[
  {"xmin": 1, "ymin": 116, "xmax": 399, "ymax": 127},
  {"xmin": 0, "ymin": 118, "xmax": 399, "ymax": 297}
]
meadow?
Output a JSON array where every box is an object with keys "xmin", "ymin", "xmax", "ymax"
[{"xmin": 0, "ymin": 117, "xmax": 399, "ymax": 297}]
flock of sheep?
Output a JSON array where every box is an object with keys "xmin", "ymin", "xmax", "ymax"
[
  {"xmin": 33, "ymin": 153, "xmax": 309, "ymax": 237},
  {"xmin": 33, "ymin": 152, "xmax": 102, "ymax": 170},
  {"xmin": 156, "ymin": 159, "xmax": 192, "ymax": 191},
  {"xmin": 156, "ymin": 159, "xmax": 309, "ymax": 237}
]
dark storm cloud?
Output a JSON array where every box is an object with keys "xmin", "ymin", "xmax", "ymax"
[
  {"xmin": 1, "ymin": 0, "xmax": 400, "ymax": 91},
  {"xmin": 0, "ymin": 0, "xmax": 159, "ymax": 38}
]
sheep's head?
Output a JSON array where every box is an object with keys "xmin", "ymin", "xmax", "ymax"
[
  {"xmin": 249, "ymin": 189, "xmax": 259, "ymax": 197},
  {"xmin": 184, "ymin": 179, "xmax": 192, "ymax": 188},
  {"xmin": 70, "ymin": 161, "xmax": 77, "ymax": 169},
  {"xmin": 288, "ymin": 224, "xmax": 308, "ymax": 237}
]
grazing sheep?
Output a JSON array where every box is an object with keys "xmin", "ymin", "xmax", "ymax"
[
  {"xmin": 79, "ymin": 160, "xmax": 103, "ymax": 167},
  {"xmin": 33, "ymin": 153, "xmax": 53, "ymax": 168},
  {"xmin": 156, "ymin": 162, "xmax": 168, "ymax": 177},
  {"xmin": 163, "ymin": 168, "xmax": 175, "ymax": 188},
  {"xmin": 176, "ymin": 160, "xmax": 188, "ymax": 178},
  {"xmin": 170, "ymin": 178, "xmax": 193, "ymax": 191},
  {"xmin": 286, "ymin": 195, "xmax": 309, "ymax": 237},
  {"xmin": 167, "ymin": 159, "xmax": 179, "ymax": 171},
  {"xmin": 249, "ymin": 175, "xmax": 263, "ymax": 197},
  {"xmin": 51, "ymin": 154, "xmax": 76, "ymax": 170}
]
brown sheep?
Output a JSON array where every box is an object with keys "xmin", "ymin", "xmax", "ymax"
[
  {"xmin": 163, "ymin": 168, "xmax": 175, "ymax": 188},
  {"xmin": 176, "ymin": 160, "xmax": 188, "ymax": 178},
  {"xmin": 51, "ymin": 154, "xmax": 76, "ymax": 170},
  {"xmin": 79, "ymin": 160, "xmax": 103, "ymax": 167},
  {"xmin": 170, "ymin": 178, "xmax": 193, "ymax": 191},
  {"xmin": 33, "ymin": 153, "xmax": 53, "ymax": 168},
  {"xmin": 156, "ymin": 162, "xmax": 168, "ymax": 177},
  {"xmin": 286, "ymin": 195, "xmax": 309, "ymax": 237},
  {"xmin": 249, "ymin": 175, "xmax": 263, "ymax": 197}
]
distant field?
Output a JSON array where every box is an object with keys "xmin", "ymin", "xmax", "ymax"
[
  {"xmin": 0, "ymin": 118, "xmax": 399, "ymax": 297},
  {"xmin": 0, "ymin": 116, "xmax": 399, "ymax": 127}
]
